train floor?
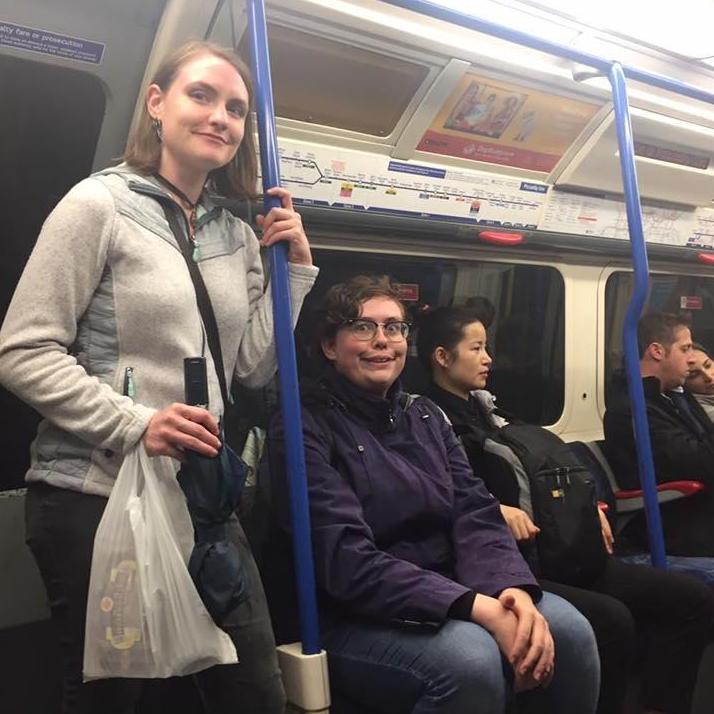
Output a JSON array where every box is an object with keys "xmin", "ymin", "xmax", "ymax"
[{"xmin": 4, "ymin": 619, "xmax": 714, "ymax": 714}]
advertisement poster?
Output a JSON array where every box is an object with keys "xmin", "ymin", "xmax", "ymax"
[{"xmin": 417, "ymin": 71, "xmax": 602, "ymax": 172}]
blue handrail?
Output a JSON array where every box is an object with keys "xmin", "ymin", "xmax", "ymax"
[
  {"xmin": 246, "ymin": 0, "xmax": 321, "ymax": 654},
  {"xmin": 383, "ymin": 0, "xmax": 714, "ymax": 105},
  {"xmin": 608, "ymin": 63, "xmax": 666, "ymax": 568},
  {"xmin": 380, "ymin": 0, "xmax": 714, "ymax": 567}
]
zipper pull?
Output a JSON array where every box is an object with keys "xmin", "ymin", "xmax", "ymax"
[
  {"xmin": 191, "ymin": 238, "xmax": 200, "ymax": 261},
  {"xmin": 123, "ymin": 367, "xmax": 135, "ymax": 398}
]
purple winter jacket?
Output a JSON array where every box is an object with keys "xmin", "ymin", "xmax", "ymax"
[{"xmin": 270, "ymin": 368, "xmax": 539, "ymax": 625}]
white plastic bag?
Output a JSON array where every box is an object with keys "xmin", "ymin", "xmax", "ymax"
[{"xmin": 83, "ymin": 443, "xmax": 238, "ymax": 680}]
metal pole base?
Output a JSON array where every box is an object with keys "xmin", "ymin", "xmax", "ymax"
[{"xmin": 278, "ymin": 642, "xmax": 331, "ymax": 712}]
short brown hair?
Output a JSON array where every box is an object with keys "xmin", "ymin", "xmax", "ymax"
[
  {"xmin": 313, "ymin": 275, "xmax": 405, "ymax": 358},
  {"xmin": 637, "ymin": 312, "xmax": 691, "ymax": 358},
  {"xmin": 124, "ymin": 40, "xmax": 258, "ymax": 199}
]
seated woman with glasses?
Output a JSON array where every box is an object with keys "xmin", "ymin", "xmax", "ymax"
[{"xmin": 267, "ymin": 275, "xmax": 599, "ymax": 714}]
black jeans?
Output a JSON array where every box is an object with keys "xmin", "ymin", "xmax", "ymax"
[
  {"xmin": 542, "ymin": 557, "xmax": 714, "ymax": 714},
  {"xmin": 25, "ymin": 481, "xmax": 285, "ymax": 714}
]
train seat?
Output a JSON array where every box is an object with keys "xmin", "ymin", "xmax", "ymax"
[
  {"xmin": 572, "ymin": 442, "xmax": 714, "ymax": 587},
  {"xmin": 578, "ymin": 441, "xmax": 705, "ymax": 514}
]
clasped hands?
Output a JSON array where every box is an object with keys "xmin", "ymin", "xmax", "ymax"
[
  {"xmin": 472, "ymin": 588, "xmax": 555, "ymax": 692},
  {"xmin": 488, "ymin": 501, "xmax": 615, "ymax": 690}
]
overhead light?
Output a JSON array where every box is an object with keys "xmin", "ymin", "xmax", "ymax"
[
  {"xmin": 506, "ymin": 0, "xmax": 714, "ymax": 59},
  {"xmin": 428, "ymin": 0, "xmax": 583, "ymax": 44}
]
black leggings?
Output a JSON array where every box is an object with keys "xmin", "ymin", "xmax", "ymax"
[
  {"xmin": 25, "ymin": 481, "xmax": 285, "ymax": 714},
  {"xmin": 542, "ymin": 557, "xmax": 714, "ymax": 714}
]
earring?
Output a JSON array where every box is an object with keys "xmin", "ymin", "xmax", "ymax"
[{"xmin": 151, "ymin": 117, "xmax": 162, "ymax": 142}]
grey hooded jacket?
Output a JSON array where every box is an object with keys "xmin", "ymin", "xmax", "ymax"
[{"xmin": 0, "ymin": 165, "xmax": 318, "ymax": 496}]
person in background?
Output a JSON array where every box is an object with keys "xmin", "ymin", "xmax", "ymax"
[
  {"xmin": 685, "ymin": 342, "xmax": 714, "ymax": 422},
  {"xmin": 269, "ymin": 275, "xmax": 600, "ymax": 714},
  {"xmin": 419, "ymin": 305, "xmax": 714, "ymax": 714},
  {"xmin": 0, "ymin": 40, "xmax": 318, "ymax": 713},
  {"xmin": 604, "ymin": 312, "xmax": 714, "ymax": 556}
]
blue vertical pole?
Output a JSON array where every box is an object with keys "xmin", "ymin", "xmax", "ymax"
[
  {"xmin": 608, "ymin": 63, "xmax": 667, "ymax": 569},
  {"xmin": 246, "ymin": 0, "xmax": 321, "ymax": 653},
  {"xmin": 381, "ymin": 0, "xmax": 714, "ymax": 105}
]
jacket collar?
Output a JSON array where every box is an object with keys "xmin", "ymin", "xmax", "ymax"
[
  {"xmin": 314, "ymin": 367, "xmax": 405, "ymax": 432},
  {"xmin": 93, "ymin": 163, "xmax": 222, "ymax": 225},
  {"xmin": 426, "ymin": 383, "xmax": 501, "ymax": 432},
  {"xmin": 471, "ymin": 390, "xmax": 510, "ymax": 428},
  {"xmin": 426, "ymin": 383, "xmax": 472, "ymax": 421},
  {"xmin": 643, "ymin": 375, "xmax": 665, "ymax": 399},
  {"xmin": 610, "ymin": 372, "xmax": 665, "ymax": 401},
  {"xmin": 642, "ymin": 375, "xmax": 693, "ymax": 408}
]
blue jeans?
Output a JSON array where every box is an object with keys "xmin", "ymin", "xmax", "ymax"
[{"xmin": 323, "ymin": 592, "xmax": 600, "ymax": 714}]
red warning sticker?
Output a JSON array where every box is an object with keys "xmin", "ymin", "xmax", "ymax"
[
  {"xmin": 680, "ymin": 296, "xmax": 703, "ymax": 310},
  {"xmin": 395, "ymin": 283, "xmax": 420, "ymax": 301}
]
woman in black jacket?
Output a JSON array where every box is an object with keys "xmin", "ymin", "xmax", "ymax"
[{"xmin": 418, "ymin": 305, "xmax": 714, "ymax": 714}]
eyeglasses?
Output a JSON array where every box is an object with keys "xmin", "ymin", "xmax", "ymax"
[{"xmin": 340, "ymin": 319, "xmax": 411, "ymax": 342}]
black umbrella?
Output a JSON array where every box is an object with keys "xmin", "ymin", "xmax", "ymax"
[
  {"xmin": 158, "ymin": 198, "xmax": 253, "ymax": 626},
  {"xmin": 177, "ymin": 435, "xmax": 250, "ymax": 625}
]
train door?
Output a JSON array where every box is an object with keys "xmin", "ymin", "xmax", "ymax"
[{"xmin": 0, "ymin": 1, "xmax": 165, "ymax": 711}]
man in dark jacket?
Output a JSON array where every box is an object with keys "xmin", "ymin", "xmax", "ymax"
[{"xmin": 603, "ymin": 311, "xmax": 714, "ymax": 555}]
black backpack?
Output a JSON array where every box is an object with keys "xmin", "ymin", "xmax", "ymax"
[{"xmin": 456, "ymin": 421, "xmax": 608, "ymax": 586}]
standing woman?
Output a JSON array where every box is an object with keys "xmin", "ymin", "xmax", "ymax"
[{"xmin": 0, "ymin": 41, "xmax": 317, "ymax": 713}]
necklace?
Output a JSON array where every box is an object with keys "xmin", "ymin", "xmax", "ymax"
[{"xmin": 153, "ymin": 173, "xmax": 203, "ymax": 258}]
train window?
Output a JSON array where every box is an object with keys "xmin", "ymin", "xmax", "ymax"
[
  {"xmin": 0, "ymin": 54, "xmax": 105, "ymax": 491},
  {"xmin": 604, "ymin": 271, "xmax": 714, "ymax": 403},
  {"xmin": 238, "ymin": 23, "xmax": 429, "ymax": 136},
  {"xmin": 294, "ymin": 250, "xmax": 565, "ymax": 425}
]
